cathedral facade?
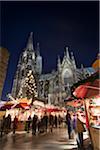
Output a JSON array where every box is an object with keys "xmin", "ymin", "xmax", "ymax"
[{"xmin": 11, "ymin": 32, "xmax": 94, "ymax": 105}]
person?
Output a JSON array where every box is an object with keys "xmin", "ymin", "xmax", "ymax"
[
  {"xmin": 40, "ymin": 116, "xmax": 45, "ymax": 133},
  {"xmin": 5, "ymin": 114, "xmax": 12, "ymax": 134},
  {"xmin": 27, "ymin": 115, "xmax": 31, "ymax": 133},
  {"xmin": 66, "ymin": 110, "xmax": 72, "ymax": 139},
  {"xmin": 0, "ymin": 115, "xmax": 6, "ymax": 136},
  {"xmin": 37, "ymin": 116, "xmax": 41, "ymax": 134},
  {"xmin": 32, "ymin": 114, "xmax": 38, "ymax": 135},
  {"xmin": 71, "ymin": 113, "xmax": 77, "ymax": 139},
  {"xmin": 72, "ymin": 114, "xmax": 77, "ymax": 131},
  {"xmin": 43, "ymin": 112, "xmax": 48, "ymax": 132},
  {"xmin": 49, "ymin": 113, "xmax": 54, "ymax": 132},
  {"xmin": 54, "ymin": 115, "xmax": 57, "ymax": 128},
  {"xmin": 58, "ymin": 115, "xmax": 62, "ymax": 128},
  {"xmin": 75, "ymin": 114, "xmax": 86, "ymax": 149},
  {"xmin": 13, "ymin": 116, "xmax": 18, "ymax": 134},
  {"xmin": 7, "ymin": 114, "xmax": 12, "ymax": 130}
]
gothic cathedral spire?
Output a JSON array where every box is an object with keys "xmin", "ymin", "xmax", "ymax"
[
  {"xmin": 26, "ymin": 32, "xmax": 34, "ymax": 50},
  {"xmin": 36, "ymin": 42, "xmax": 40, "ymax": 56},
  {"xmin": 57, "ymin": 55, "xmax": 61, "ymax": 72},
  {"xmin": 71, "ymin": 52, "xmax": 76, "ymax": 69},
  {"xmin": 58, "ymin": 55, "xmax": 61, "ymax": 65},
  {"xmin": 65, "ymin": 47, "xmax": 70, "ymax": 59},
  {"xmin": 36, "ymin": 42, "xmax": 42, "ymax": 75}
]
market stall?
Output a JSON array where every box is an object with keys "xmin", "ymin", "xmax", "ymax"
[
  {"xmin": 0, "ymin": 100, "xmax": 32, "ymax": 131},
  {"xmin": 72, "ymin": 71, "xmax": 100, "ymax": 150},
  {"xmin": 84, "ymin": 96, "xmax": 100, "ymax": 150}
]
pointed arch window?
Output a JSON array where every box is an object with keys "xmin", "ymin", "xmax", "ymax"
[{"xmin": 62, "ymin": 69, "xmax": 73, "ymax": 85}]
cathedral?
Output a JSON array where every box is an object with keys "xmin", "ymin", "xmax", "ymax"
[{"xmin": 11, "ymin": 32, "xmax": 94, "ymax": 106}]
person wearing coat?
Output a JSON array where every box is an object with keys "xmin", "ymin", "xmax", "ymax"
[
  {"xmin": 66, "ymin": 111, "xmax": 72, "ymax": 139},
  {"xmin": 75, "ymin": 114, "xmax": 86, "ymax": 149},
  {"xmin": 49, "ymin": 113, "xmax": 54, "ymax": 132},
  {"xmin": 32, "ymin": 114, "xmax": 38, "ymax": 135},
  {"xmin": 13, "ymin": 116, "xmax": 18, "ymax": 134},
  {"xmin": 27, "ymin": 115, "xmax": 31, "ymax": 133},
  {"xmin": 43, "ymin": 112, "xmax": 48, "ymax": 132}
]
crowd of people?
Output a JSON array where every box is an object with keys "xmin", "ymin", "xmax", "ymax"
[
  {"xmin": 0, "ymin": 112, "xmax": 64, "ymax": 136},
  {"xmin": 25, "ymin": 112, "xmax": 64, "ymax": 135},
  {"xmin": 0, "ymin": 110, "xmax": 87, "ymax": 149}
]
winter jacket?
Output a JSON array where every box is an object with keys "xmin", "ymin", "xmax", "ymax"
[{"xmin": 75, "ymin": 118, "xmax": 86, "ymax": 133}]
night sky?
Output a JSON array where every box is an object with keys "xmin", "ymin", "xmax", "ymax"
[{"xmin": 1, "ymin": 1, "xmax": 99, "ymax": 100}]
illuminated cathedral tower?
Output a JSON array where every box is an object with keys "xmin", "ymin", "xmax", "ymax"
[
  {"xmin": 11, "ymin": 32, "xmax": 42, "ymax": 98},
  {"xmin": 57, "ymin": 47, "xmax": 77, "ymax": 98}
]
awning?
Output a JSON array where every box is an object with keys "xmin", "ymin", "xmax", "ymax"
[
  {"xmin": 66, "ymin": 99, "xmax": 84, "ymax": 107},
  {"xmin": 14, "ymin": 103, "xmax": 30, "ymax": 109},
  {"xmin": 33, "ymin": 100, "xmax": 44, "ymax": 107},
  {"xmin": 0, "ymin": 102, "xmax": 30, "ymax": 110},
  {"xmin": 64, "ymin": 96, "xmax": 75, "ymax": 102},
  {"xmin": 0, "ymin": 103, "xmax": 13, "ymax": 110},
  {"xmin": 18, "ymin": 98, "xmax": 31, "ymax": 105},
  {"xmin": 73, "ymin": 79, "xmax": 100, "ymax": 98},
  {"xmin": 46, "ymin": 108, "xmax": 61, "ymax": 112},
  {"xmin": 72, "ymin": 71, "xmax": 99, "ymax": 91}
]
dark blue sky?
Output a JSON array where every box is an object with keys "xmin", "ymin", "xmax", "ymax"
[{"xmin": 1, "ymin": 1, "xmax": 99, "ymax": 100}]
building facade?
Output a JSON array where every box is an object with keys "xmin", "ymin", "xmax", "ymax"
[
  {"xmin": 0, "ymin": 47, "xmax": 9, "ymax": 99},
  {"xmin": 11, "ymin": 33, "xmax": 94, "ymax": 105}
]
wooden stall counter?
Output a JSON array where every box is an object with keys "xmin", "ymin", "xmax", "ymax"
[{"xmin": 90, "ymin": 126, "xmax": 100, "ymax": 150}]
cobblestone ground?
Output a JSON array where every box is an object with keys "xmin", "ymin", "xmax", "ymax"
[{"xmin": 0, "ymin": 128, "xmax": 91, "ymax": 150}]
